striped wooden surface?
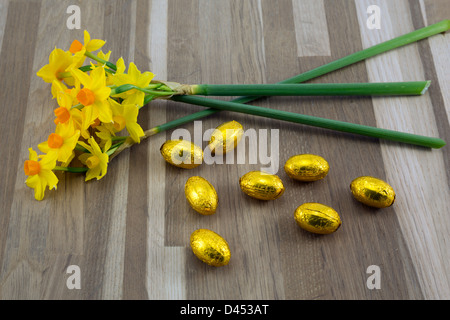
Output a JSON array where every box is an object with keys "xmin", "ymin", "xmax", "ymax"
[{"xmin": 0, "ymin": 0, "xmax": 448, "ymax": 300}]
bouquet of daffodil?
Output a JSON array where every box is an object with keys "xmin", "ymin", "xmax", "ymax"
[
  {"xmin": 25, "ymin": 22, "xmax": 448, "ymax": 201},
  {"xmin": 27, "ymin": 31, "xmax": 147, "ymax": 200}
]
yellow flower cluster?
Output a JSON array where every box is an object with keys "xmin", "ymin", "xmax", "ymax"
[{"xmin": 25, "ymin": 30, "xmax": 150, "ymax": 200}]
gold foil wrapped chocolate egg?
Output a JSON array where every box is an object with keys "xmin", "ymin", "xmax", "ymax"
[
  {"xmin": 190, "ymin": 229, "xmax": 231, "ymax": 267},
  {"xmin": 185, "ymin": 176, "xmax": 218, "ymax": 215},
  {"xmin": 350, "ymin": 176, "xmax": 395, "ymax": 208},
  {"xmin": 294, "ymin": 203, "xmax": 341, "ymax": 234},
  {"xmin": 208, "ymin": 120, "xmax": 244, "ymax": 155},
  {"xmin": 160, "ymin": 140, "xmax": 203, "ymax": 169},
  {"xmin": 284, "ymin": 154, "xmax": 329, "ymax": 182},
  {"xmin": 239, "ymin": 171, "xmax": 285, "ymax": 200}
]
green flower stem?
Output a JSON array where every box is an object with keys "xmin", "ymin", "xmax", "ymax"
[
  {"xmin": 147, "ymin": 20, "xmax": 448, "ymax": 142},
  {"xmin": 110, "ymin": 84, "xmax": 174, "ymax": 97},
  {"xmin": 107, "ymin": 20, "xmax": 449, "ymax": 158},
  {"xmin": 57, "ymin": 71, "xmax": 73, "ymax": 79},
  {"xmin": 190, "ymin": 81, "xmax": 431, "ymax": 97},
  {"xmin": 54, "ymin": 166, "xmax": 88, "ymax": 173},
  {"xmin": 57, "ymin": 65, "xmax": 115, "ymax": 80},
  {"xmin": 78, "ymin": 65, "xmax": 116, "ymax": 74},
  {"xmin": 274, "ymin": 20, "xmax": 450, "ymax": 86},
  {"xmin": 111, "ymin": 136, "xmax": 128, "ymax": 142},
  {"xmin": 172, "ymin": 95, "xmax": 445, "ymax": 149},
  {"xmin": 75, "ymin": 144, "xmax": 89, "ymax": 152},
  {"xmin": 72, "ymin": 103, "xmax": 84, "ymax": 110},
  {"xmin": 106, "ymin": 142, "xmax": 123, "ymax": 156},
  {"xmin": 73, "ymin": 140, "xmax": 125, "ymax": 157},
  {"xmin": 84, "ymin": 51, "xmax": 117, "ymax": 71}
]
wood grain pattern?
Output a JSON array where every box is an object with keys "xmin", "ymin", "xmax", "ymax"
[
  {"xmin": 0, "ymin": 0, "xmax": 448, "ymax": 300},
  {"xmin": 356, "ymin": 0, "xmax": 450, "ymax": 299},
  {"xmin": 292, "ymin": 0, "xmax": 331, "ymax": 57}
]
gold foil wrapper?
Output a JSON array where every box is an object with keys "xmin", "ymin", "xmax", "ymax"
[
  {"xmin": 239, "ymin": 171, "xmax": 285, "ymax": 200},
  {"xmin": 350, "ymin": 176, "xmax": 395, "ymax": 208},
  {"xmin": 208, "ymin": 120, "xmax": 244, "ymax": 155},
  {"xmin": 190, "ymin": 229, "xmax": 231, "ymax": 267},
  {"xmin": 160, "ymin": 140, "xmax": 203, "ymax": 169},
  {"xmin": 185, "ymin": 176, "xmax": 218, "ymax": 215},
  {"xmin": 284, "ymin": 154, "xmax": 329, "ymax": 182},
  {"xmin": 294, "ymin": 203, "xmax": 341, "ymax": 234}
]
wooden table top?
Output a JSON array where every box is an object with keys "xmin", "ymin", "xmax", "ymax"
[{"xmin": 0, "ymin": 0, "xmax": 448, "ymax": 300}]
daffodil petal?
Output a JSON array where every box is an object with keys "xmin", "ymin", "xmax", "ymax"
[
  {"xmin": 71, "ymin": 108, "xmax": 83, "ymax": 125},
  {"xmin": 71, "ymin": 67, "xmax": 92, "ymax": 87},
  {"xmin": 86, "ymin": 39, "xmax": 106, "ymax": 52},
  {"xmin": 111, "ymin": 73, "xmax": 130, "ymax": 87},
  {"xmin": 127, "ymin": 122, "xmax": 145, "ymax": 144},
  {"xmin": 97, "ymin": 161, "xmax": 108, "ymax": 180},
  {"xmin": 39, "ymin": 169, "xmax": 59, "ymax": 191},
  {"xmin": 56, "ymin": 121, "xmax": 75, "ymax": 138},
  {"xmin": 57, "ymin": 147, "xmax": 73, "ymax": 163},
  {"xmin": 77, "ymin": 141, "xmax": 94, "ymax": 154},
  {"xmin": 60, "ymin": 152, "xmax": 76, "ymax": 167},
  {"xmin": 123, "ymin": 91, "xmax": 145, "ymax": 107},
  {"xmin": 26, "ymin": 175, "xmax": 44, "ymax": 201},
  {"xmin": 37, "ymin": 141, "xmax": 50, "ymax": 154},
  {"xmin": 28, "ymin": 148, "xmax": 38, "ymax": 162},
  {"xmin": 82, "ymin": 105, "xmax": 99, "ymax": 129},
  {"xmin": 95, "ymin": 100, "xmax": 113, "ymax": 124},
  {"xmin": 64, "ymin": 130, "xmax": 81, "ymax": 148},
  {"xmin": 95, "ymin": 86, "xmax": 111, "ymax": 102},
  {"xmin": 90, "ymin": 65, "xmax": 107, "ymax": 90},
  {"xmin": 85, "ymin": 165, "xmax": 102, "ymax": 181},
  {"xmin": 116, "ymin": 57, "xmax": 126, "ymax": 74},
  {"xmin": 137, "ymin": 71, "xmax": 155, "ymax": 88},
  {"xmin": 97, "ymin": 50, "xmax": 111, "ymax": 62},
  {"xmin": 65, "ymin": 49, "xmax": 86, "ymax": 72},
  {"xmin": 87, "ymin": 137, "xmax": 103, "ymax": 156},
  {"xmin": 123, "ymin": 104, "xmax": 139, "ymax": 120},
  {"xmin": 64, "ymin": 76, "xmax": 76, "ymax": 87},
  {"xmin": 26, "ymin": 174, "xmax": 40, "ymax": 189},
  {"xmin": 83, "ymin": 30, "xmax": 91, "ymax": 47},
  {"xmin": 39, "ymin": 152, "xmax": 58, "ymax": 170},
  {"xmin": 36, "ymin": 65, "xmax": 55, "ymax": 83},
  {"xmin": 127, "ymin": 62, "xmax": 140, "ymax": 80},
  {"xmin": 107, "ymin": 98, "xmax": 122, "ymax": 114},
  {"xmin": 78, "ymin": 152, "xmax": 91, "ymax": 165},
  {"xmin": 58, "ymin": 134, "xmax": 79, "ymax": 163}
]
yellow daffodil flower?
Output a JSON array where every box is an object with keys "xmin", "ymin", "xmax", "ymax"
[
  {"xmin": 53, "ymin": 77, "xmax": 80, "ymax": 107},
  {"xmin": 95, "ymin": 124, "xmax": 114, "ymax": 152},
  {"xmin": 24, "ymin": 148, "xmax": 58, "ymax": 201},
  {"xmin": 53, "ymin": 109, "xmax": 83, "ymax": 143},
  {"xmin": 37, "ymin": 48, "xmax": 76, "ymax": 94},
  {"xmin": 94, "ymin": 51, "xmax": 111, "ymax": 67},
  {"xmin": 37, "ymin": 48, "xmax": 73, "ymax": 83},
  {"xmin": 38, "ymin": 123, "xmax": 80, "ymax": 164},
  {"xmin": 78, "ymin": 137, "xmax": 109, "ymax": 181},
  {"xmin": 51, "ymin": 79, "xmax": 82, "ymax": 127},
  {"xmin": 105, "ymin": 57, "xmax": 126, "ymax": 86},
  {"xmin": 67, "ymin": 30, "xmax": 106, "ymax": 71},
  {"xmin": 115, "ymin": 57, "xmax": 126, "ymax": 75},
  {"xmin": 77, "ymin": 108, "xmax": 99, "ymax": 140},
  {"xmin": 52, "ymin": 80, "xmax": 73, "ymax": 111},
  {"xmin": 70, "ymin": 65, "xmax": 113, "ymax": 124},
  {"xmin": 51, "ymin": 79, "xmax": 84, "ymax": 138},
  {"xmin": 112, "ymin": 62, "xmax": 154, "ymax": 107},
  {"xmin": 109, "ymin": 98, "xmax": 145, "ymax": 143}
]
